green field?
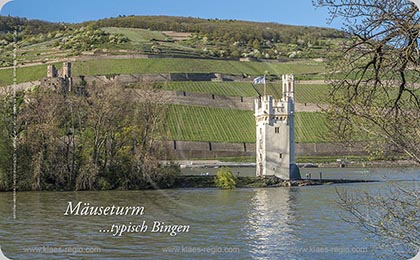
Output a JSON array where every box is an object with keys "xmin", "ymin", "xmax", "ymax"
[
  {"xmin": 165, "ymin": 105, "xmax": 255, "ymax": 143},
  {"xmin": 102, "ymin": 27, "xmax": 167, "ymax": 42},
  {"xmin": 166, "ymin": 105, "xmax": 331, "ymax": 143},
  {"xmin": 0, "ymin": 58, "xmax": 325, "ymax": 86},
  {"xmin": 101, "ymin": 27, "xmax": 199, "ymax": 55},
  {"xmin": 159, "ymin": 81, "xmax": 330, "ymax": 103},
  {"xmin": 295, "ymin": 84, "xmax": 330, "ymax": 104},
  {"xmin": 295, "ymin": 112, "xmax": 330, "ymax": 143},
  {"xmin": 73, "ymin": 58, "xmax": 325, "ymax": 78},
  {"xmin": 0, "ymin": 63, "xmax": 56, "ymax": 86},
  {"xmin": 158, "ymin": 81, "xmax": 258, "ymax": 97}
]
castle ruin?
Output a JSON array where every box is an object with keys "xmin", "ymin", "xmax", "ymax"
[{"xmin": 41, "ymin": 62, "xmax": 73, "ymax": 92}]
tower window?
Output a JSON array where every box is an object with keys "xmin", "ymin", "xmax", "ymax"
[
  {"xmin": 279, "ymin": 153, "xmax": 283, "ymax": 159},
  {"xmin": 275, "ymin": 127, "xmax": 280, "ymax": 134}
]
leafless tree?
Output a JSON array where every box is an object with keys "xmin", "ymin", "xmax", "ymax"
[
  {"xmin": 128, "ymin": 83, "xmax": 170, "ymax": 188},
  {"xmin": 337, "ymin": 183, "xmax": 420, "ymax": 259},
  {"xmin": 314, "ymin": 1, "xmax": 420, "ymax": 258},
  {"xmin": 314, "ymin": 0, "xmax": 420, "ymax": 163}
]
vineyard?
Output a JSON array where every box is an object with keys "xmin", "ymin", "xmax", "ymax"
[
  {"xmin": 102, "ymin": 27, "xmax": 167, "ymax": 43},
  {"xmin": 162, "ymin": 81, "xmax": 333, "ymax": 103},
  {"xmin": 73, "ymin": 58, "xmax": 325, "ymax": 78},
  {"xmin": 0, "ymin": 58, "xmax": 325, "ymax": 86},
  {"xmin": 159, "ymin": 81, "xmax": 258, "ymax": 97},
  {"xmin": 295, "ymin": 84, "xmax": 330, "ymax": 104},
  {"xmin": 256, "ymin": 83, "xmax": 330, "ymax": 103},
  {"xmin": 295, "ymin": 112, "xmax": 331, "ymax": 143},
  {"xmin": 165, "ymin": 105, "xmax": 255, "ymax": 143},
  {"xmin": 165, "ymin": 105, "xmax": 331, "ymax": 143}
]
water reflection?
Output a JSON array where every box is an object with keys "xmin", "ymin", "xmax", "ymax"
[
  {"xmin": 0, "ymin": 167, "xmax": 417, "ymax": 259},
  {"xmin": 246, "ymin": 188, "xmax": 300, "ymax": 260}
]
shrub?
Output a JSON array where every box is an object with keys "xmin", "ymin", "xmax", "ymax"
[
  {"xmin": 150, "ymin": 164, "xmax": 181, "ymax": 189},
  {"xmin": 215, "ymin": 167, "xmax": 237, "ymax": 190}
]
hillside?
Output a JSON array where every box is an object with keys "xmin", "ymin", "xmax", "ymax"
[
  {"xmin": 0, "ymin": 58, "xmax": 325, "ymax": 86},
  {"xmin": 0, "ymin": 15, "xmax": 347, "ymax": 67},
  {"xmin": 0, "ymin": 15, "xmax": 369, "ymax": 161}
]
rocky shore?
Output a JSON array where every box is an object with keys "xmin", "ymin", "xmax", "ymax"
[{"xmin": 171, "ymin": 175, "xmax": 375, "ymax": 189}]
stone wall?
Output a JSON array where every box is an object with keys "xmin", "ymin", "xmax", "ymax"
[
  {"xmin": 163, "ymin": 141, "xmax": 254, "ymax": 159},
  {"xmin": 172, "ymin": 91, "xmax": 254, "ymax": 110},
  {"xmin": 296, "ymin": 142, "xmax": 367, "ymax": 156},
  {"xmin": 164, "ymin": 141, "xmax": 368, "ymax": 159},
  {"xmin": 81, "ymin": 73, "xmax": 250, "ymax": 85}
]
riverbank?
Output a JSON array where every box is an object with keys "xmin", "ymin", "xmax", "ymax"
[
  {"xmin": 171, "ymin": 175, "xmax": 375, "ymax": 189},
  {"xmin": 169, "ymin": 159, "xmax": 419, "ymax": 169}
]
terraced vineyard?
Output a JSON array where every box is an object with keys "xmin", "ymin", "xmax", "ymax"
[
  {"xmin": 73, "ymin": 58, "xmax": 325, "ymax": 78},
  {"xmin": 295, "ymin": 84, "xmax": 330, "ymax": 104},
  {"xmin": 0, "ymin": 58, "xmax": 325, "ymax": 86},
  {"xmin": 159, "ymin": 81, "xmax": 258, "ymax": 97},
  {"xmin": 165, "ymin": 105, "xmax": 255, "ymax": 143},
  {"xmin": 165, "ymin": 105, "xmax": 331, "ymax": 143},
  {"xmin": 102, "ymin": 27, "xmax": 167, "ymax": 42},
  {"xmin": 256, "ymin": 83, "xmax": 330, "ymax": 103},
  {"xmin": 295, "ymin": 112, "xmax": 330, "ymax": 143},
  {"xmin": 159, "ymin": 81, "xmax": 330, "ymax": 103},
  {"xmin": 255, "ymin": 83, "xmax": 282, "ymax": 98},
  {"xmin": 101, "ymin": 27, "xmax": 201, "ymax": 57}
]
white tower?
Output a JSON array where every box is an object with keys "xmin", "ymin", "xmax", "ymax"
[{"xmin": 255, "ymin": 74, "xmax": 301, "ymax": 180}]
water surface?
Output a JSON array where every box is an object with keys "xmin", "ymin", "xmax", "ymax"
[{"xmin": 0, "ymin": 168, "xmax": 418, "ymax": 259}]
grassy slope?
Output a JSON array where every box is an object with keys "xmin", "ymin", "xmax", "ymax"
[
  {"xmin": 102, "ymin": 27, "xmax": 167, "ymax": 42},
  {"xmin": 0, "ymin": 58, "xmax": 325, "ymax": 86},
  {"xmin": 73, "ymin": 58, "xmax": 324, "ymax": 77},
  {"xmin": 157, "ymin": 81, "xmax": 331, "ymax": 104},
  {"xmin": 256, "ymin": 83, "xmax": 330, "ymax": 103},
  {"xmin": 295, "ymin": 84, "xmax": 330, "ymax": 104},
  {"xmin": 166, "ymin": 104, "xmax": 330, "ymax": 143},
  {"xmin": 0, "ymin": 63, "xmax": 54, "ymax": 86},
  {"xmin": 158, "ymin": 81, "xmax": 258, "ymax": 97}
]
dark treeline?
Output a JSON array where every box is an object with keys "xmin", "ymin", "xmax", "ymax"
[
  {"xmin": 0, "ymin": 83, "xmax": 179, "ymax": 192},
  {"xmin": 0, "ymin": 15, "xmax": 345, "ymax": 46},
  {"xmin": 87, "ymin": 15, "xmax": 344, "ymax": 45},
  {"xmin": 0, "ymin": 16, "xmax": 66, "ymax": 40}
]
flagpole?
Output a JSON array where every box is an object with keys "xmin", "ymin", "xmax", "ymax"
[{"xmin": 263, "ymin": 75, "xmax": 266, "ymax": 97}]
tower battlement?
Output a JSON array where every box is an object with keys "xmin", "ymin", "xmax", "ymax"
[{"xmin": 255, "ymin": 74, "xmax": 301, "ymax": 180}]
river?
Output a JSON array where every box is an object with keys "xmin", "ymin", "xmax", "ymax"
[{"xmin": 0, "ymin": 168, "xmax": 418, "ymax": 259}]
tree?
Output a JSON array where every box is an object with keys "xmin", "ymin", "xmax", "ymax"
[
  {"xmin": 314, "ymin": 1, "xmax": 420, "ymax": 258},
  {"xmin": 336, "ymin": 184, "xmax": 420, "ymax": 259},
  {"xmin": 0, "ymin": 81, "xmax": 173, "ymax": 191},
  {"xmin": 252, "ymin": 39, "xmax": 261, "ymax": 50},
  {"xmin": 19, "ymin": 88, "xmax": 67, "ymax": 190},
  {"xmin": 215, "ymin": 167, "xmax": 237, "ymax": 190},
  {"xmin": 128, "ymin": 83, "xmax": 169, "ymax": 189},
  {"xmin": 314, "ymin": 0, "xmax": 420, "ymax": 163}
]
